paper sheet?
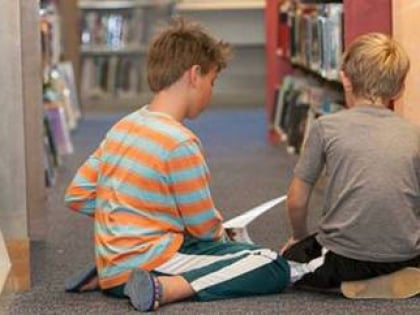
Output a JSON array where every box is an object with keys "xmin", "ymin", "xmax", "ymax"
[{"xmin": 223, "ymin": 195, "xmax": 287, "ymax": 243}]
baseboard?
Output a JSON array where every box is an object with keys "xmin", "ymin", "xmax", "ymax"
[{"xmin": 2, "ymin": 239, "xmax": 30, "ymax": 294}]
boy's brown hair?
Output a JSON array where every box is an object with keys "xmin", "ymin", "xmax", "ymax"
[
  {"xmin": 341, "ymin": 32, "xmax": 410, "ymax": 102},
  {"xmin": 147, "ymin": 17, "xmax": 232, "ymax": 92}
]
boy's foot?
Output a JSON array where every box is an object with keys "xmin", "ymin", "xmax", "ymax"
[
  {"xmin": 124, "ymin": 269, "xmax": 162, "ymax": 312},
  {"xmin": 65, "ymin": 264, "xmax": 98, "ymax": 293},
  {"xmin": 341, "ymin": 267, "xmax": 420, "ymax": 299}
]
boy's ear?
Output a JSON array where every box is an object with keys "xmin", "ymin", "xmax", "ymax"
[
  {"xmin": 188, "ymin": 65, "xmax": 202, "ymax": 87},
  {"xmin": 391, "ymin": 83, "xmax": 405, "ymax": 101},
  {"xmin": 340, "ymin": 70, "xmax": 352, "ymax": 92}
]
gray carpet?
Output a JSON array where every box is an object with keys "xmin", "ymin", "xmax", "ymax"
[{"xmin": 0, "ymin": 107, "xmax": 418, "ymax": 314}]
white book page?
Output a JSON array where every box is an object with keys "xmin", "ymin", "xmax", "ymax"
[{"xmin": 223, "ymin": 195, "xmax": 287, "ymax": 243}]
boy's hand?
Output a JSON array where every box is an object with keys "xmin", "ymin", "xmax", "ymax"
[
  {"xmin": 280, "ymin": 236, "xmax": 300, "ymax": 254},
  {"xmin": 225, "ymin": 228, "xmax": 237, "ymax": 241}
]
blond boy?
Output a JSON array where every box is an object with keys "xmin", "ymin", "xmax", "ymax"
[
  {"xmin": 64, "ymin": 18, "xmax": 290, "ymax": 311},
  {"xmin": 281, "ymin": 33, "xmax": 420, "ymax": 298}
]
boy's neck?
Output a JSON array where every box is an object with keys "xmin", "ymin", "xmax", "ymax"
[
  {"xmin": 148, "ymin": 88, "xmax": 189, "ymax": 122},
  {"xmin": 347, "ymin": 95, "xmax": 390, "ymax": 109}
]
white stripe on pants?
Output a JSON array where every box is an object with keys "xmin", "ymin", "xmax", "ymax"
[{"xmin": 155, "ymin": 248, "xmax": 279, "ymax": 292}]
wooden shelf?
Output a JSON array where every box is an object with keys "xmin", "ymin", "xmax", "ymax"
[
  {"xmin": 290, "ymin": 62, "xmax": 342, "ymax": 86},
  {"xmin": 176, "ymin": 0, "xmax": 264, "ymax": 11},
  {"xmin": 80, "ymin": 44, "xmax": 147, "ymax": 56},
  {"xmin": 79, "ymin": 0, "xmax": 174, "ymax": 10}
]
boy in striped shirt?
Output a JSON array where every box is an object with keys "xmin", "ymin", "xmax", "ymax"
[{"xmin": 65, "ymin": 17, "xmax": 290, "ymax": 311}]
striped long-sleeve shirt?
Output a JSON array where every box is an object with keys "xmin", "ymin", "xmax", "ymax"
[{"xmin": 64, "ymin": 106, "xmax": 224, "ymax": 289}]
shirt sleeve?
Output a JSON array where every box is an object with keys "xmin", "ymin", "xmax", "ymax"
[
  {"xmin": 167, "ymin": 140, "xmax": 224, "ymax": 241},
  {"xmin": 294, "ymin": 119, "xmax": 325, "ymax": 185},
  {"xmin": 64, "ymin": 147, "xmax": 101, "ymax": 217}
]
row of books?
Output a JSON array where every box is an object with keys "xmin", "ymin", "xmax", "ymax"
[
  {"xmin": 43, "ymin": 63, "xmax": 82, "ymax": 186},
  {"xmin": 272, "ymin": 75, "xmax": 344, "ymax": 154},
  {"xmin": 81, "ymin": 56, "xmax": 143, "ymax": 99},
  {"xmin": 80, "ymin": 7, "xmax": 170, "ymax": 50},
  {"xmin": 40, "ymin": 1, "xmax": 81, "ymax": 187},
  {"xmin": 279, "ymin": 2, "xmax": 343, "ymax": 81},
  {"xmin": 81, "ymin": 11, "xmax": 143, "ymax": 48}
]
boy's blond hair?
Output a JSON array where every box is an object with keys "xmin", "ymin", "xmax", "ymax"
[
  {"xmin": 147, "ymin": 17, "xmax": 232, "ymax": 93},
  {"xmin": 341, "ymin": 32, "xmax": 410, "ymax": 102}
]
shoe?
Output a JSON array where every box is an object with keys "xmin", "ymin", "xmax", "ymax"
[
  {"xmin": 341, "ymin": 267, "xmax": 420, "ymax": 299},
  {"xmin": 65, "ymin": 263, "xmax": 98, "ymax": 293},
  {"xmin": 124, "ymin": 269, "xmax": 162, "ymax": 312}
]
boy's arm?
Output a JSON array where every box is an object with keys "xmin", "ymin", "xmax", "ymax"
[
  {"xmin": 282, "ymin": 120, "xmax": 324, "ymax": 253},
  {"xmin": 168, "ymin": 141, "xmax": 224, "ymax": 241},
  {"xmin": 64, "ymin": 147, "xmax": 101, "ymax": 217},
  {"xmin": 281, "ymin": 177, "xmax": 313, "ymax": 252}
]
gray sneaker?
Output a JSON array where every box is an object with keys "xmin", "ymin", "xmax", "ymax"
[
  {"xmin": 341, "ymin": 267, "xmax": 420, "ymax": 299},
  {"xmin": 124, "ymin": 269, "xmax": 161, "ymax": 312}
]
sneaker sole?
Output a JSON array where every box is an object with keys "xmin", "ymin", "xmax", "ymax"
[
  {"xmin": 124, "ymin": 269, "xmax": 156, "ymax": 311},
  {"xmin": 341, "ymin": 267, "xmax": 420, "ymax": 299}
]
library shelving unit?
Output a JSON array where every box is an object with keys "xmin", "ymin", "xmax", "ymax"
[
  {"xmin": 40, "ymin": 0, "xmax": 83, "ymax": 187},
  {"xmin": 265, "ymin": 0, "xmax": 392, "ymax": 144},
  {"xmin": 78, "ymin": 0, "xmax": 175, "ymax": 111},
  {"xmin": 176, "ymin": 0, "xmax": 266, "ymax": 107}
]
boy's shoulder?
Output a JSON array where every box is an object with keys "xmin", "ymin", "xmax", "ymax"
[
  {"xmin": 316, "ymin": 108, "xmax": 349, "ymax": 126},
  {"xmin": 110, "ymin": 108, "xmax": 199, "ymax": 147}
]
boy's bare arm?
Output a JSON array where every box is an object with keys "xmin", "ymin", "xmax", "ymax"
[
  {"xmin": 64, "ymin": 149, "xmax": 101, "ymax": 217},
  {"xmin": 281, "ymin": 177, "xmax": 313, "ymax": 253}
]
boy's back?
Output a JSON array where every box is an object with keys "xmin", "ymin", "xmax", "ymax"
[
  {"xmin": 295, "ymin": 105, "xmax": 420, "ymax": 262},
  {"xmin": 282, "ymin": 31, "xmax": 420, "ymax": 299}
]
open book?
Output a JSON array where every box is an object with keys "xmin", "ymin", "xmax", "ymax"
[{"xmin": 223, "ymin": 195, "xmax": 287, "ymax": 244}]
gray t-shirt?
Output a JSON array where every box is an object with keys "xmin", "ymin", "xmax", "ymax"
[{"xmin": 295, "ymin": 105, "xmax": 420, "ymax": 262}]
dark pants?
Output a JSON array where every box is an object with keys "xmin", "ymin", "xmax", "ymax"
[{"xmin": 283, "ymin": 234, "xmax": 420, "ymax": 289}]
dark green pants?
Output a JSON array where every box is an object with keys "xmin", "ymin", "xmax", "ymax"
[{"xmin": 105, "ymin": 237, "xmax": 290, "ymax": 302}]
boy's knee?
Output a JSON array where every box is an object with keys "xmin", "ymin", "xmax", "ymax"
[{"xmin": 258, "ymin": 250, "xmax": 291, "ymax": 291}]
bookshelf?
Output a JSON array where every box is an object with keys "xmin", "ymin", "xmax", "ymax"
[
  {"xmin": 176, "ymin": 0, "xmax": 266, "ymax": 107},
  {"xmin": 265, "ymin": 0, "xmax": 392, "ymax": 145},
  {"xmin": 40, "ymin": 0, "xmax": 82, "ymax": 187},
  {"xmin": 78, "ymin": 0, "xmax": 175, "ymax": 111}
]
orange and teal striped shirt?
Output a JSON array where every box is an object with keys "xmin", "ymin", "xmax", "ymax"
[{"xmin": 64, "ymin": 106, "xmax": 224, "ymax": 289}]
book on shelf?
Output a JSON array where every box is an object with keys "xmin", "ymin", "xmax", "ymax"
[
  {"xmin": 43, "ymin": 114, "xmax": 59, "ymax": 187},
  {"xmin": 274, "ymin": 75, "xmax": 344, "ymax": 154},
  {"xmin": 285, "ymin": 90, "xmax": 309, "ymax": 155},
  {"xmin": 272, "ymin": 76, "xmax": 293, "ymax": 139},
  {"xmin": 287, "ymin": 2, "xmax": 343, "ymax": 81},
  {"xmin": 81, "ymin": 10, "xmax": 141, "ymax": 49},
  {"xmin": 78, "ymin": 1, "xmax": 174, "ymax": 107},
  {"xmin": 44, "ymin": 103, "xmax": 74, "ymax": 156},
  {"xmin": 81, "ymin": 56, "xmax": 143, "ymax": 99},
  {"xmin": 56, "ymin": 62, "xmax": 82, "ymax": 124},
  {"xmin": 49, "ymin": 64, "xmax": 81, "ymax": 131}
]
